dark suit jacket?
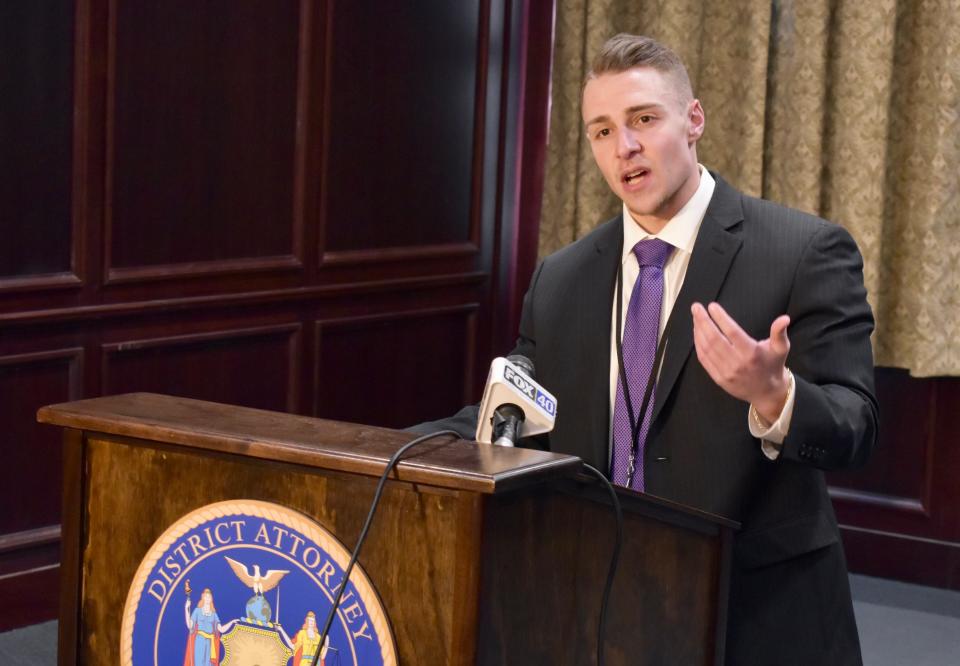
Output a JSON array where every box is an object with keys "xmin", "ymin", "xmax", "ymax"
[{"xmin": 416, "ymin": 174, "xmax": 878, "ymax": 664}]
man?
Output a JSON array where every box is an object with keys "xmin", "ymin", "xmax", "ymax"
[{"xmin": 416, "ymin": 34, "xmax": 877, "ymax": 665}]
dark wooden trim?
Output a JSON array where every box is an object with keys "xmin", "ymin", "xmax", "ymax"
[
  {"xmin": 290, "ymin": 0, "xmax": 314, "ymax": 267},
  {"xmin": 0, "ymin": 272, "xmax": 486, "ymax": 326},
  {"xmin": 829, "ymin": 486, "xmax": 928, "ymax": 516},
  {"xmin": 0, "ymin": 347, "xmax": 84, "ymax": 367},
  {"xmin": 314, "ymin": 0, "xmax": 335, "ymax": 260},
  {"xmin": 313, "ymin": 302, "xmax": 479, "ymax": 328},
  {"xmin": 509, "ymin": 0, "xmax": 555, "ymax": 341},
  {"xmin": 100, "ymin": 323, "xmax": 301, "ymax": 354},
  {"xmin": 713, "ymin": 526, "xmax": 733, "ymax": 666},
  {"xmin": 72, "ymin": 0, "xmax": 108, "ymax": 300},
  {"xmin": 0, "ymin": 273, "xmax": 83, "ymax": 294},
  {"xmin": 469, "ymin": 0, "xmax": 493, "ymax": 251},
  {"xmin": 464, "ymin": 308, "xmax": 480, "ymax": 401},
  {"xmin": 101, "ymin": 0, "xmax": 118, "ymax": 287},
  {"xmin": 58, "ymin": 428, "xmax": 85, "ymax": 666},
  {"xmin": 321, "ymin": 242, "xmax": 479, "ymax": 267},
  {"xmin": 104, "ymin": 254, "xmax": 304, "ymax": 285},
  {"xmin": 68, "ymin": 0, "xmax": 93, "ymax": 291},
  {"xmin": 488, "ymin": 0, "xmax": 514, "ymax": 361},
  {"xmin": 0, "ymin": 525, "xmax": 61, "ymax": 554},
  {"xmin": 842, "ymin": 523, "xmax": 960, "ymax": 550}
]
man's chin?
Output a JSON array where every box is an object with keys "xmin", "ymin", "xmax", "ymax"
[{"xmin": 623, "ymin": 195, "xmax": 663, "ymax": 220}]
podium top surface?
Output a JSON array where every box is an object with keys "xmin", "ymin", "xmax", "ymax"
[{"xmin": 38, "ymin": 392, "xmax": 583, "ymax": 494}]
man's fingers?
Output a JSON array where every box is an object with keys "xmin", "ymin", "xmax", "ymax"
[
  {"xmin": 691, "ymin": 303, "xmax": 731, "ymax": 346},
  {"xmin": 706, "ymin": 302, "xmax": 753, "ymax": 347},
  {"xmin": 692, "ymin": 317, "xmax": 724, "ymax": 382},
  {"xmin": 692, "ymin": 303, "xmax": 735, "ymax": 378}
]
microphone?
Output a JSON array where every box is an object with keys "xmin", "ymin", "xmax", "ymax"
[{"xmin": 475, "ymin": 355, "xmax": 557, "ymax": 446}]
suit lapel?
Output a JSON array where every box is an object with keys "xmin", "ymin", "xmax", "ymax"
[
  {"xmin": 577, "ymin": 216, "xmax": 622, "ymax": 468},
  {"xmin": 652, "ymin": 176, "xmax": 744, "ymax": 423}
]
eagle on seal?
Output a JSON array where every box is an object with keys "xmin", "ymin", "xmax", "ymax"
[{"xmin": 224, "ymin": 555, "xmax": 290, "ymax": 596}]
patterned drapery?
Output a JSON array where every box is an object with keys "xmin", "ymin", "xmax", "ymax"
[{"xmin": 540, "ymin": 0, "xmax": 960, "ymax": 376}]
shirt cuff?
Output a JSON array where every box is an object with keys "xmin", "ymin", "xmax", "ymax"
[{"xmin": 748, "ymin": 369, "xmax": 796, "ymax": 460}]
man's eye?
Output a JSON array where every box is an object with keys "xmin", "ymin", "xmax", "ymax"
[
  {"xmin": 636, "ymin": 114, "xmax": 653, "ymax": 125},
  {"xmin": 595, "ymin": 128, "xmax": 611, "ymax": 138}
]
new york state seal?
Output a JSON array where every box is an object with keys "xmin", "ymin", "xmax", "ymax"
[{"xmin": 120, "ymin": 500, "xmax": 397, "ymax": 666}]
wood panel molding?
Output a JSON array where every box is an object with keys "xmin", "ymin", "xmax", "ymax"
[
  {"xmin": 0, "ymin": 525, "xmax": 61, "ymax": 555},
  {"xmin": 0, "ymin": 347, "xmax": 84, "ymax": 397},
  {"xmin": 322, "ymin": 242, "xmax": 480, "ymax": 266},
  {"xmin": 314, "ymin": 302, "xmax": 479, "ymax": 329},
  {"xmin": 829, "ymin": 486, "xmax": 928, "ymax": 517},
  {"xmin": 313, "ymin": 304, "xmax": 480, "ymax": 426},
  {"xmin": 102, "ymin": 322, "xmax": 302, "ymax": 412},
  {"xmin": 101, "ymin": 0, "xmax": 303, "ymax": 282},
  {"xmin": 317, "ymin": 0, "xmax": 486, "ymax": 256},
  {"xmin": 0, "ymin": 272, "xmax": 486, "ymax": 327},
  {"xmin": 0, "ymin": 273, "xmax": 83, "ymax": 294},
  {"xmin": 840, "ymin": 524, "xmax": 960, "ymax": 591},
  {"xmin": 104, "ymin": 254, "xmax": 303, "ymax": 284},
  {"xmin": 0, "ymin": 563, "xmax": 60, "ymax": 632}
]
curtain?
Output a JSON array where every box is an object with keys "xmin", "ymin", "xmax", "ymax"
[{"xmin": 539, "ymin": 0, "xmax": 960, "ymax": 376}]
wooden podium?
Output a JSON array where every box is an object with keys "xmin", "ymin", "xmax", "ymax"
[{"xmin": 39, "ymin": 393, "xmax": 736, "ymax": 665}]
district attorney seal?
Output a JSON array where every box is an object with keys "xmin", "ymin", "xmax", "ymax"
[{"xmin": 121, "ymin": 500, "xmax": 397, "ymax": 666}]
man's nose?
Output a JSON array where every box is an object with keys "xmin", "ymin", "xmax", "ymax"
[{"xmin": 617, "ymin": 128, "xmax": 642, "ymax": 158}]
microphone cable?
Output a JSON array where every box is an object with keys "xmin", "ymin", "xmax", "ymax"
[
  {"xmin": 312, "ymin": 428, "xmax": 461, "ymax": 666},
  {"xmin": 580, "ymin": 463, "xmax": 624, "ymax": 666}
]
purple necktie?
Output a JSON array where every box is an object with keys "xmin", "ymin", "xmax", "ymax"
[{"xmin": 611, "ymin": 238, "xmax": 673, "ymax": 491}]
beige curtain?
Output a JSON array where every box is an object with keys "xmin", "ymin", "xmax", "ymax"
[{"xmin": 540, "ymin": 0, "xmax": 960, "ymax": 377}]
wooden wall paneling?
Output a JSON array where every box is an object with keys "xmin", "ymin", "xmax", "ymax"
[
  {"xmin": 314, "ymin": 305, "xmax": 478, "ymax": 429},
  {"xmin": 101, "ymin": 323, "xmax": 302, "ymax": 413},
  {"xmin": 830, "ymin": 369, "xmax": 960, "ymax": 589},
  {"xmin": 0, "ymin": 0, "xmax": 79, "ymax": 293},
  {"xmin": 318, "ymin": 0, "xmax": 485, "ymax": 261},
  {"xmin": 0, "ymin": 348, "xmax": 83, "ymax": 631},
  {"xmin": 103, "ymin": 0, "xmax": 303, "ymax": 283},
  {"xmin": 1, "ymin": 0, "xmax": 554, "ymax": 630}
]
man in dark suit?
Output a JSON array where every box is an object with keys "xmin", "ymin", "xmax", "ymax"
[{"xmin": 416, "ymin": 34, "xmax": 877, "ymax": 665}]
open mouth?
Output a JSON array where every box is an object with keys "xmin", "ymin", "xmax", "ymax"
[{"xmin": 622, "ymin": 168, "xmax": 649, "ymax": 185}]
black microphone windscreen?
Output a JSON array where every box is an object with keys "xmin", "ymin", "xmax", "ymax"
[{"xmin": 506, "ymin": 354, "xmax": 535, "ymax": 378}]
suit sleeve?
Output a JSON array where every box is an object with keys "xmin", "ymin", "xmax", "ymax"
[{"xmin": 779, "ymin": 222, "xmax": 879, "ymax": 469}]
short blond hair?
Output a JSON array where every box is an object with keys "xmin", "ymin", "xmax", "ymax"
[{"xmin": 587, "ymin": 34, "xmax": 693, "ymax": 102}]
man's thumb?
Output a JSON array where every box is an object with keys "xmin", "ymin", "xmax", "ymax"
[{"xmin": 770, "ymin": 315, "xmax": 791, "ymax": 355}]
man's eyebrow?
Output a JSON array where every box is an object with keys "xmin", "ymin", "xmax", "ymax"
[
  {"xmin": 624, "ymin": 103, "xmax": 664, "ymax": 115},
  {"xmin": 584, "ymin": 103, "xmax": 665, "ymax": 127},
  {"xmin": 584, "ymin": 114, "xmax": 611, "ymax": 127}
]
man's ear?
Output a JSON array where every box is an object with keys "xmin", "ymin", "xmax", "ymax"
[{"xmin": 688, "ymin": 99, "xmax": 705, "ymax": 142}]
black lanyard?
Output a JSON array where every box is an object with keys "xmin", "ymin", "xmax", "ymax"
[{"xmin": 615, "ymin": 261, "xmax": 670, "ymax": 487}]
